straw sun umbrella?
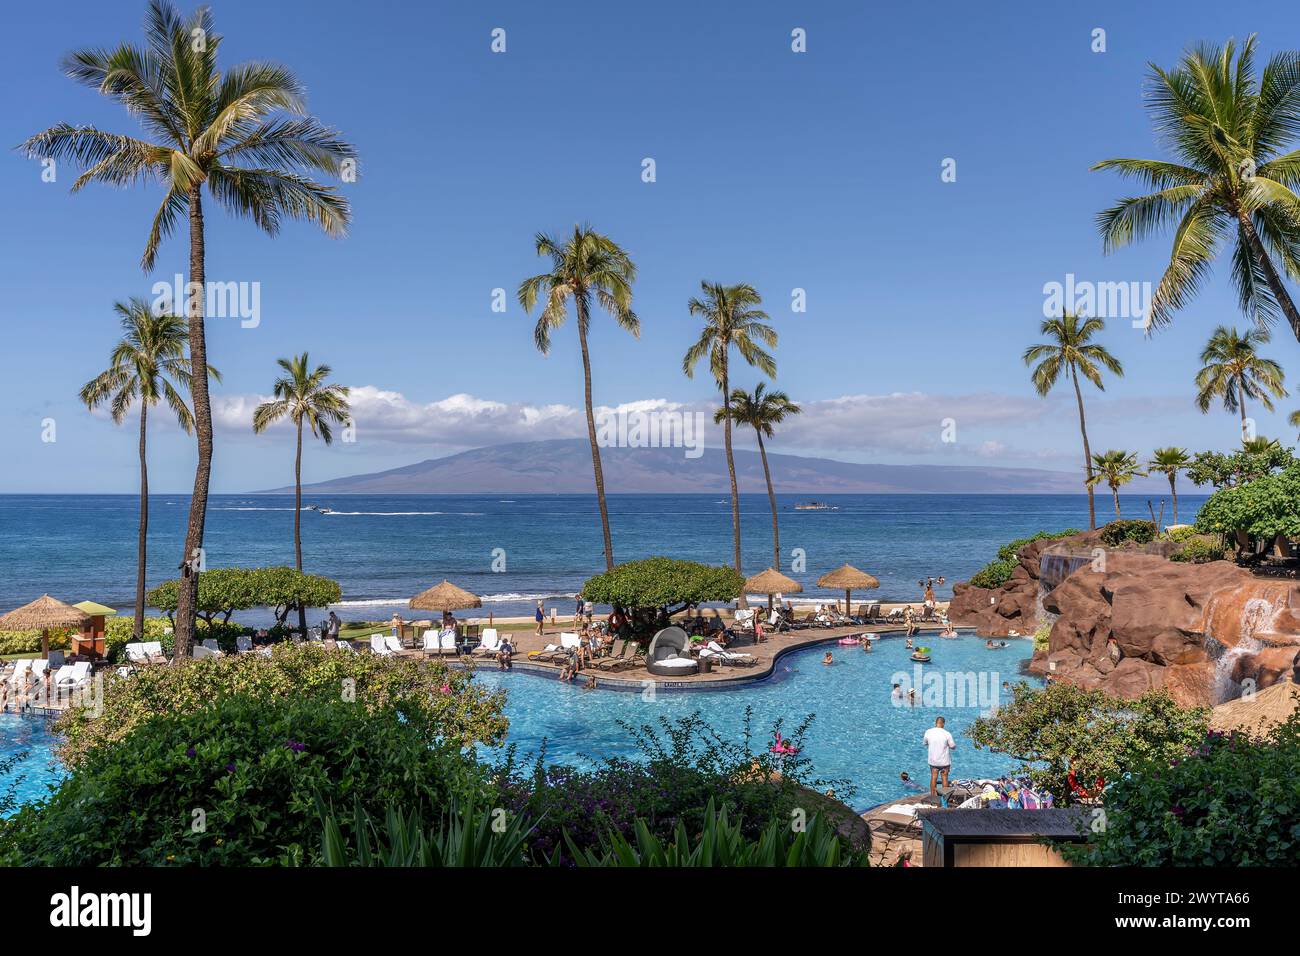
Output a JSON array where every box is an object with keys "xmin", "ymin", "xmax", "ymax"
[
  {"xmin": 743, "ymin": 568, "xmax": 802, "ymax": 612},
  {"xmin": 410, "ymin": 580, "xmax": 482, "ymax": 616},
  {"xmin": 0, "ymin": 595, "xmax": 90, "ymax": 660},
  {"xmin": 1210, "ymin": 682, "xmax": 1300, "ymax": 736},
  {"xmin": 816, "ymin": 564, "xmax": 880, "ymax": 616}
]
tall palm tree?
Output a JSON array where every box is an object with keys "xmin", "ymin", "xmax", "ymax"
[
  {"xmin": 1290, "ymin": 408, "xmax": 1300, "ymax": 437},
  {"xmin": 1093, "ymin": 36, "xmax": 1300, "ymax": 341},
  {"xmin": 518, "ymin": 225, "xmax": 638, "ymax": 572},
  {"xmin": 23, "ymin": 0, "xmax": 355, "ymax": 659},
  {"xmin": 253, "ymin": 353, "xmax": 350, "ymax": 636},
  {"xmin": 1195, "ymin": 325, "xmax": 1287, "ymax": 437},
  {"xmin": 1148, "ymin": 446, "xmax": 1191, "ymax": 525},
  {"xmin": 79, "ymin": 299, "xmax": 218, "ymax": 640},
  {"xmin": 684, "ymin": 283, "xmax": 777, "ymax": 573},
  {"xmin": 720, "ymin": 384, "xmax": 801, "ymax": 570},
  {"xmin": 1023, "ymin": 313, "xmax": 1124, "ymax": 530},
  {"xmin": 1087, "ymin": 450, "xmax": 1147, "ymax": 520}
]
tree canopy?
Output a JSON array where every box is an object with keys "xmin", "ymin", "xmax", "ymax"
[
  {"xmin": 1194, "ymin": 462, "xmax": 1300, "ymax": 542},
  {"xmin": 147, "ymin": 566, "xmax": 342, "ymax": 627},
  {"xmin": 581, "ymin": 557, "xmax": 744, "ymax": 616}
]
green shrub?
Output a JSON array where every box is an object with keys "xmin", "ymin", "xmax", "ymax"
[
  {"xmin": 996, "ymin": 529, "xmax": 1081, "ymax": 562},
  {"xmin": 317, "ymin": 798, "xmax": 534, "ymax": 867},
  {"xmin": 1170, "ymin": 537, "xmax": 1226, "ymax": 564},
  {"xmin": 1099, "ymin": 519, "xmax": 1156, "ymax": 547},
  {"xmin": 1063, "ymin": 708, "xmax": 1300, "ymax": 866},
  {"xmin": 0, "ymin": 694, "xmax": 488, "ymax": 866},
  {"xmin": 968, "ymin": 682, "xmax": 1208, "ymax": 804},
  {"xmin": 1163, "ymin": 525, "xmax": 1199, "ymax": 543},
  {"xmin": 54, "ymin": 642, "xmax": 508, "ymax": 768},
  {"xmin": 1033, "ymin": 621, "xmax": 1052, "ymax": 651},
  {"xmin": 969, "ymin": 558, "xmax": 1018, "ymax": 590},
  {"xmin": 147, "ymin": 566, "xmax": 342, "ymax": 629},
  {"xmin": 0, "ymin": 628, "xmax": 73, "ymax": 656}
]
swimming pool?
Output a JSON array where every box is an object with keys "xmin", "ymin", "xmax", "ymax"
[
  {"xmin": 470, "ymin": 631, "xmax": 1040, "ymax": 811},
  {"xmin": 0, "ymin": 712, "xmax": 63, "ymax": 815}
]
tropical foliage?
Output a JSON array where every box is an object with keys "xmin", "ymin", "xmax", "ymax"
[
  {"xmin": 1086, "ymin": 449, "xmax": 1146, "ymax": 518},
  {"xmin": 1149, "ymin": 447, "xmax": 1191, "ymax": 525},
  {"xmin": 518, "ymin": 225, "xmax": 638, "ymax": 572},
  {"xmin": 1063, "ymin": 709, "xmax": 1300, "ymax": 866},
  {"xmin": 1098, "ymin": 518, "xmax": 1157, "ymax": 547},
  {"xmin": 53, "ymin": 641, "xmax": 508, "ymax": 768},
  {"xmin": 23, "ymin": 0, "xmax": 356, "ymax": 656},
  {"xmin": 968, "ymin": 682, "xmax": 1209, "ymax": 805},
  {"xmin": 721, "ymin": 383, "xmax": 801, "ymax": 569},
  {"xmin": 1092, "ymin": 36, "xmax": 1300, "ymax": 341},
  {"xmin": 580, "ymin": 558, "xmax": 744, "ymax": 627},
  {"xmin": 1186, "ymin": 440, "xmax": 1296, "ymax": 488},
  {"xmin": 1194, "ymin": 326, "xmax": 1287, "ymax": 434},
  {"xmin": 1194, "ymin": 461, "xmax": 1300, "ymax": 546},
  {"xmin": 146, "ymin": 566, "xmax": 341, "ymax": 630},
  {"xmin": 1024, "ymin": 313, "xmax": 1123, "ymax": 529},
  {"xmin": 684, "ymin": 282, "xmax": 778, "ymax": 572},
  {"xmin": 79, "ymin": 299, "xmax": 213, "ymax": 640}
]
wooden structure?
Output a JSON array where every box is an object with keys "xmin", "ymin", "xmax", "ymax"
[
  {"xmin": 918, "ymin": 808, "xmax": 1090, "ymax": 867},
  {"xmin": 72, "ymin": 600, "xmax": 116, "ymax": 659}
]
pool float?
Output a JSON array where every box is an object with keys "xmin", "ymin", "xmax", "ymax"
[
  {"xmin": 837, "ymin": 635, "xmax": 862, "ymax": 646},
  {"xmin": 769, "ymin": 732, "xmax": 800, "ymax": 756},
  {"xmin": 910, "ymin": 646, "xmax": 932, "ymax": 663}
]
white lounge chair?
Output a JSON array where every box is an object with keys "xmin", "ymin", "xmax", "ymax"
[
  {"xmin": 421, "ymin": 632, "xmax": 439, "ymax": 656},
  {"xmin": 438, "ymin": 631, "xmax": 458, "ymax": 655},
  {"xmin": 8, "ymin": 659, "xmax": 32, "ymax": 686},
  {"xmin": 384, "ymin": 635, "xmax": 404, "ymax": 654},
  {"xmin": 370, "ymin": 634, "xmax": 394, "ymax": 656},
  {"xmin": 473, "ymin": 628, "xmax": 501, "ymax": 656},
  {"xmin": 31, "ymin": 659, "xmax": 51, "ymax": 679},
  {"xmin": 700, "ymin": 641, "xmax": 756, "ymax": 667},
  {"xmin": 56, "ymin": 661, "xmax": 91, "ymax": 689},
  {"xmin": 201, "ymin": 638, "xmax": 224, "ymax": 657},
  {"xmin": 192, "ymin": 645, "xmax": 219, "ymax": 660},
  {"xmin": 236, "ymin": 635, "xmax": 254, "ymax": 653},
  {"xmin": 333, "ymin": 637, "xmax": 356, "ymax": 653}
]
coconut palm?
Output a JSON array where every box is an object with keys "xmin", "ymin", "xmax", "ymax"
[
  {"xmin": 79, "ymin": 299, "xmax": 218, "ymax": 640},
  {"xmin": 1194, "ymin": 326, "xmax": 1287, "ymax": 438},
  {"xmin": 1148, "ymin": 446, "xmax": 1191, "ymax": 525},
  {"xmin": 1023, "ymin": 313, "xmax": 1124, "ymax": 530},
  {"xmin": 1290, "ymin": 408, "xmax": 1300, "ymax": 437},
  {"xmin": 22, "ymin": 0, "xmax": 355, "ymax": 658},
  {"xmin": 684, "ymin": 283, "xmax": 777, "ymax": 574},
  {"xmin": 253, "ymin": 353, "xmax": 350, "ymax": 634},
  {"xmin": 1092, "ymin": 36, "xmax": 1300, "ymax": 340},
  {"xmin": 518, "ymin": 225, "xmax": 638, "ymax": 572},
  {"xmin": 1087, "ymin": 450, "xmax": 1147, "ymax": 520},
  {"xmin": 720, "ymin": 384, "xmax": 802, "ymax": 569}
]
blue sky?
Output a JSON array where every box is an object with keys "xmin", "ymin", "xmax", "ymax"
[{"xmin": 3, "ymin": 0, "xmax": 1300, "ymax": 492}]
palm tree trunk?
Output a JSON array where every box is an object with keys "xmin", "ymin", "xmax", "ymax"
[
  {"xmin": 295, "ymin": 417, "xmax": 307, "ymax": 638},
  {"xmin": 577, "ymin": 302, "xmax": 614, "ymax": 572},
  {"xmin": 722, "ymin": 362, "xmax": 741, "ymax": 573},
  {"xmin": 756, "ymin": 428, "xmax": 779, "ymax": 569},
  {"xmin": 134, "ymin": 403, "xmax": 149, "ymax": 641},
  {"xmin": 1168, "ymin": 474, "xmax": 1179, "ymax": 525},
  {"xmin": 1071, "ymin": 367, "xmax": 1097, "ymax": 530},
  {"xmin": 1112, "ymin": 485, "xmax": 1121, "ymax": 519},
  {"xmin": 1238, "ymin": 381, "xmax": 1248, "ymax": 440},
  {"xmin": 1238, "ymin": 208, "xmax": 1300, "ymax": 344},
  {"xmin": 174, "ymin": 182, "xmax": 212, "ymax": 662}
]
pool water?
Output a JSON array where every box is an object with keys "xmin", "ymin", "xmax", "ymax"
[
  {"xmin": 471, "ymin": 632, "xmax": 1040, "ymax": 811},
  {"xmin": 0, "ymin": 712, "xmax": 63, "ymax": 815}
]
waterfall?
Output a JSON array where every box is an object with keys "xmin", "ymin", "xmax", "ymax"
[{"xmin": 1206, "ymin": 596, "xmax": 1280, "ymax": 703}]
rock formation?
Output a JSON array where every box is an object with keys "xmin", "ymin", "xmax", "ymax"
[{"xmin": 951, "ymin": 531, "xmax": 1300, "ymax": 708}]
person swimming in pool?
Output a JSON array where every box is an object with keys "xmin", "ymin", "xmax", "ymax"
[{"xmin": 822, "ymin": 651, "xmax": 834, "ymax": 665}]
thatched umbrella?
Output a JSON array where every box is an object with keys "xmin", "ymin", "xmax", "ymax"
[
  {"xmin": 1210, "ymin": 681, "xmax": 1300, "ymax": 736},
  {"xmin": 409, "ymin": 580, "xmax": 482, "ymax": 613},
  {"xmin": 0, "ymin": 595, "xmax": 90, "ymax": 660},
  {"xmin": 743, "ymin": 568, "xmax": 802, "ymax": 611},
  {"xmin": 816, "ymin": 564, "xmax": 880, "ymax": 615}
]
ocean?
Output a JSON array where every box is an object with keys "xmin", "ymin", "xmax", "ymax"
[{"xmin": 0, "ymin": 492, "xmax": 1206, "ymax": 627}]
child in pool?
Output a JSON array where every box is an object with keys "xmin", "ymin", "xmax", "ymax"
[{"xmin": 822, "ymin": 651, "xmax": 834, "ymax": 665}]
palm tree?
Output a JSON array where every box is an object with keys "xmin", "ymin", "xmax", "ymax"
[
  {"xmin": 1148, "ymin": 446, "xmax": 1191, "ymax": 525},
  {"xmin": 1290, "ymin": 408, "xmax": 1300, "ymax": 437},
  {"xmin": 79, "ymin": 299, "xmax": 218, "ymax": 640},
  {"xmin": 518, "ymin": 225, "xmax": 637, "ymax": 572},
  {"xmin": 684, "ymin": 283, "xmax": 777, "ymax": 574},
  {"xmin": 1195, "ymin": 326, "xmax": 1287, "ymax": 437},
  {"xmin": 1023, "ymin": 313, "xmax": 1124, "ymax": 530},
  {"xmin": 23, "ymin": 0, "xmax": 355, "ymax": 659},
  {"xmin": 253, "ymin": 353, "xmax": 350, "ymax": 636},
  {"xmin": 1087, "ymin": 450, "xmax": 1147, "ymax": 520},
  {"xmin": 720, "ymin": 384, "xmax": 802, "ymax": 569},
  {"xmin": 1093, "ymin": 37, "xmax": 1300, "ymax": 341}
]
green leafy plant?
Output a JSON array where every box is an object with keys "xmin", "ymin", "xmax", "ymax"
[
  {"xmin": 1064, "ymin": 706, "xmax": 1300, "ymax": 866},
  {"xmin": 968, "ymin": 682, "xmax": 1208, "ymax": 804},
  {"xmin": 54, "ymin": 642, "xmax": 507, "ymax": 768},
  {"xmin": 1099, "ymin": 519, "xmax": 1156, "ymax": 547},
  {"xmin": 317, "ymin": 797, "xmax": 533, "ymax": 867},
  {"xmin": 1, "ymin": 694, "xmax": 488, "ymax": 866},
  {"xmin": 147, "ymin": 566, "xmax": 342, "ymax": 630},
  {"xmin": 563, "ymin": 798, "xmax": 868, "ymax": 867},
  {"xmin": 969, "ymin": 558, "xmax": 1018, "ymax": 590},
  {"xmin": 581, "ymin": 557, "xmax": 744, "ymax": 636},
  {"xmin": 1194, "ymin": 462, "xmax": 1300, "ymax": 548},
  {"xmin": 1170, "ymin": 537, "xmax": 1227, "ymax": 564}
]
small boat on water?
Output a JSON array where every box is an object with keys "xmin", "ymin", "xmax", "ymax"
[
  {"xmin": 794, "ymin": 501, "xmax": 838, "ymax": 511},
  {"xmin": 310, "ymin": 505, "xmax": 334, "ymax": 515}
]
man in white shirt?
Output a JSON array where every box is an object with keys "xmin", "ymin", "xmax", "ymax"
[{"xmin": 923, "ymin": 716, "xmax": 956, "ymax": 796}]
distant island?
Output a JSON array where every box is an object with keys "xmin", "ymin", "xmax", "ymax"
[{"xmin": 252, "ymin": 438, "xmax": 1174, "ymax": 495}]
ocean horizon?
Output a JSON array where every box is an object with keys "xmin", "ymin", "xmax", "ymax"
[{"xmin": 0, "ymin": 491, "xmax": 1206, "ymax": 627}]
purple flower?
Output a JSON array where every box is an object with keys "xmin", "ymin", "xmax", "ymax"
[
  {"xmin": 226, "ymin": 762, "xmax": 237, "ymax": 774},
  {"xmin": 185, "ymin": 746, "xmax": 196, "ymax": 758},
  {"xmin": 285, "ymin": 739, "xmax": 306, "ymax": 753}
]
